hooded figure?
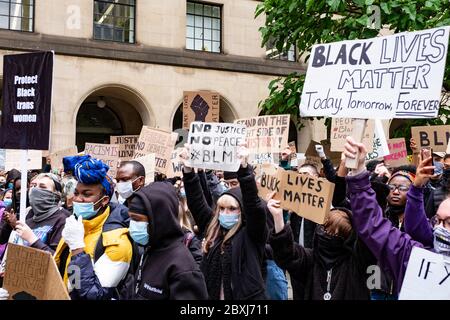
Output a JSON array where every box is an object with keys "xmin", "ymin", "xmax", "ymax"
[
  {"xmin": 269, "ymin": 207, "xmax": 375, "ymax": 300},
  {"xmin": 128, "ymin": 181, "xmax": 208, "ymax": 300}
]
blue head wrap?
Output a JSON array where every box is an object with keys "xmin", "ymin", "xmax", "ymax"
[{"xmin": 63, "ymin": 155, "xmax": 113, "ymax": 197}]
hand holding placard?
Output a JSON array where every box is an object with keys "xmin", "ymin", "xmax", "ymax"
[
  {"xmin": 344, "ymin": 136, "xmax": 368, "ymax": 175},
  {"xmin": 345, "ymin": 119, "xmax": 367, "ymax": 169}
]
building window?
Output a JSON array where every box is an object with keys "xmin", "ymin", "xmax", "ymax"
[
  {"xmin": 0, "ymin": 0, "xmax": 34, "ymax": 32},
  {"xmin": 186, "ymin": 1, "xmax": 221, "ymax": 53},
  {"xmin": 94, "ymin": 0, "xmax": 135, "ymax": 43},
  {"xmin": 266, "ymin": 38, "xmax": 297, "ymax": 62}
]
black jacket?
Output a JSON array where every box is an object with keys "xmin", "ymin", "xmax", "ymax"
[
  {"xmin": 183, "ymin": 165, "xmax": 268, "ymax": 300},
  {"xmin": 132, "ymin": 182, "xmax": 208, "ymax": 300},
  {"xmin": 270, "ymin": 224, "xmax": 375, "ymax": 300}
]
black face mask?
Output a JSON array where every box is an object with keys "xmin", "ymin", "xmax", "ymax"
[{"xmin": 315, "ymin": 226, "xmax": 350, "ymax": 270}]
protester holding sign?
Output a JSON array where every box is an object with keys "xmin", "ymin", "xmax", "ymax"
[
  {"xmin": 181, "ymin": 145, "xmax": 269, "ymax": 300},
  {"xmin": 54, "ymin": 155, "xmax": 132, "ymax": 300},
  {"xmin": 344, "ymin": 136, "xmax": 450, "ymax": 297}
]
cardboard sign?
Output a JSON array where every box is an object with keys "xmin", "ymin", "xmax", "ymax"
[
  {"xmin": 110, "ymin": 135, "xmax": 139, "ymax": 161},
  {"xmin": 235, "ymin": 115, "xmax": 290, "ymax": 164},
  {"xmin": 5, "ymin": 149, "xmax": 42, "ymax": 171},
  {"xmin": 3, "ymin": 243, "xmax": 70, "ymax": 300},
  {"xmin": 330, "ymin": 118, "xmax": 374, "ymax": 152},
  {"xmin": 366, "ymin": 120, "xmax": 390, "ymax": 161},
  {"xmin": 0, "ymin": 51, "xmax": 54, "ymax": 150},
  {"xmin": 183, "ymin": 91, "xmax": 220, "ymax": 129},
  {"xmin": 49, "ymin": 146, "xmax": 78, "ymax": 170},
  {"xmin": 134, "ymin": 153, "xmax": 155, "ymax": 185},
  {"xmin": 133, "ymin": 126, "xmax": 177, "ymax": 175},
  {"xmin": 300, "ymin": 27, "xmax": 450, "ymax": 119},
  {"xmin": 84, "ymin": 143, "xmax": 120, "ymax": 178},
  {"xmin": 187, "ymin": 122, "xmax": 246, "ymax": 171},
  {"xmin": 384, "ymin": 138, "xmax": 408, "ymax": 167},
  {"xmin": 399, "ymin": 247, "xmax": 450, "ymax": 300},
  {"xmin": 279, "ymin": 170, "xmax": 335, "ymax": 224},
  {"xmin": 309, "ymin": 118, "xmax": 328, "ymax": 142},
  {"xmin": 166, "ymin": 148, "xmax": 184, "ymax": 178},
  {"xmin": 257, "ymin": 165, "xmax": 282, "ymax": 201},
  {"xmin": 411, "ymin": 125, "xmax": 450, "ymax": 153}
]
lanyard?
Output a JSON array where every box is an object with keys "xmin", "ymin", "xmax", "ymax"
[
  {"xmin": 135, "ymin": 254, "xmax": 145, "ymax": 295},
  {"xmin": 323, "ymin": 268, "xmax": 333, "ymax": 300}
]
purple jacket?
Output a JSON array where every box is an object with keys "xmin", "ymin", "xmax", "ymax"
[
  {"xmin": 347, "ymin": 171, "xmax": 423, "ymax": 295},
  {"xmin": 404, "ymin": 185, "xmax": 434, "ymax": 248},
  {"xmin": 0, "ymin": 201, "xmax": 6, "ymax": 259}
]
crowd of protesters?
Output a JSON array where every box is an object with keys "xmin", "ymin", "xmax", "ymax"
[{"xmin": 0, "ymin": 135, "xmax": 449, "ymax": 301}]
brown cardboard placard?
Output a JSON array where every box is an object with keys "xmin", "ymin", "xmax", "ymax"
[
  {"xmin": 330, "ymin": 118, "xmax": 374, "ymax": 152},
  {"xmin": 279, "ymin": 170, "xmax": 335, "ymax": 224},
  {"xmin": 384, "ymin": 138, "xmax": 408, "ymax": 167},
  {"xmin": 234, "ymin": 115, "xmax": 290, "ymax": 164},
  {"xmin": 133, "ymin": 153, "xmax": 155, "ymax": 185},
  {"xmin": 49, "ymin": 146, "xmax": 78, "ymax": 170},
  {"xmin": 166, "ymin": 148, "xmax": 184, "ymax": 178},
  {"xmin": 110, "ymin": 135, "xmax": 139, "ymax": 161},
  {"xmin": 257, "ymin": 165, "xmax": 282, "ymax": 202},
  {"xmin": 133, "ymin": 126, "xmax": 178, "ymax": 175},
  {"xmin": 84, "ymin": 143, "xmax": 120, "ymax": 178},
  {"xmin": 3, "ymin": 243, "xmax": 70, "ymax": 300},
  {"xmin": 411, "ymin": 125, "xmax": 450, "ymax": 153},
  {"xmin": 183, "ymin": 91, "xmax": 220, "ymax": 129}
]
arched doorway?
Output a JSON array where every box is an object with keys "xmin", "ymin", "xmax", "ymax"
[{"xmin": 76, "ymin": 86, "xmax": 149, "ymax": 152}]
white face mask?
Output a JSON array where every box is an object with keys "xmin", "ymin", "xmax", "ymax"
[{"xmin": 116, "ymin": 177, "xmax": 140, "ymax": 199}]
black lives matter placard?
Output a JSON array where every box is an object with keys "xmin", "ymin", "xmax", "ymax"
[
  {"xmin": 0, "ymin": 51, "xmax": 54, "ymax": 150},
  {"xmin": 300, "ymin": 27, "xmax": 449, "ymax": 119}
]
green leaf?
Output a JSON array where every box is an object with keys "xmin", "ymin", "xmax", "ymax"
[
  {"xmin": 380, "ymin": 2, "xmax": 391, "ymax": 14},
  {"xmin": 365, "ymin": 0, "xmax": 374, "ymax": 5},
  {"xmin": 326, "ymin": 0, "xmax": 341, "ymax": 11}
]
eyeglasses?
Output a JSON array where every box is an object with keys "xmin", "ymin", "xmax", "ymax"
[
  {"xmin": 387, "ymin": 184, "xmax": 410, "ymax": 192},
  {"xmin": 431, "ymin": 215, "xmax": 450, "ymax": 229}
]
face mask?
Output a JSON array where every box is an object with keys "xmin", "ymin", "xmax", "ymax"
[
  {"xmin": 3, "ymin": 198, "xmax": 12, "ymax": 207},
  {"xmin": 433, "ymin": 226, "xmax": 450, "ymax": 256},
  {"xmin": 7, "ymin": 183, "xmax": 13, "ymax": 189},
  {"xmin": 116, "ymin": 178, "xmax": 140, "ymax": 200},
  {"xmin": 219, "ymin": 212, "xmax": 239, "ymax": 230},
  {"xmin": 73, "ymin": 196, "xmax": 105, "ymax": 220},
  {"xmin": 434, "ymin": 161, "xmax": 444, "ymax": 176},
  {"xmin": 129, "ymin": 220, "xmax": 149, "ymax": 246},
  {"xmin": 29, "ymin": 188, "xmax": 61, "ymax": 218},
  {"xmin": 220, "ymin": 182, "xmax": 229, "ymax": 193}
]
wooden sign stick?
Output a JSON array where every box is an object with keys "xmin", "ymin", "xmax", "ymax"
[{"xmin": 345, "ymin": 119, "xmax": 368, "ymax": 169}]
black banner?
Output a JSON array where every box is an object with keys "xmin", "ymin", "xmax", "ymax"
[{"xmin": 0, "ymin": 51, "xmax": 54, "ymax": 150}]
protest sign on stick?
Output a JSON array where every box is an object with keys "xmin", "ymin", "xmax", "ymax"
[
  {"xmin": 110, "ymin": 135, "xmax": 139, "ymax": 161},
  {"xmin": 183, "ymin": 91, "xmax": 220, "ymax": 129},
  {"xmin": 399, "ymin": 247, "xmax": 450, "ymax": 300},
  {"xmin": 4, "ymin": 149, "xmax": 42, "ymax": 171},
  {"xmin": 299, "ymin": 27, "xmax": 450, "ymax": 119},
  {"xmin": 187, "ymin": 122, "xmax": 246, "ymax": 171},
  {"xmin": 235, "ymin": 115, "xmax": 290, "ymax": 164},
  {"xmin": 84, "ymin": 143, "xmax": 120, "ymax": 178},
  {"xmin": 411, "ymin": 125, "xmax": 450, "ymax": 153},
  {"xmin": 3, "ymin": 243, "xmax": 70, "ymax": 300},
  {"xmin": 384, "ymin": 138, "xmax": 408, "ymax": 167},
  {"xmin": 133, "ymin": 126, "xmax": 177, "ymax": 175}
]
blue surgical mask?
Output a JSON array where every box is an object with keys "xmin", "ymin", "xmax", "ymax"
[
  {"xmin": 3, "ymin": 198, "xmax": 12, "ymax": 207},
  {"xmin": 219, "ymin": 212, "xmax": 239, "ymax": 230},
  {"xmin": 129, "ymin": 220, "xmax": 149, "ymax": 246},
  {"xmin": 73, "ymin": 197, "xmax": 105, "ymax": 220},
  {"xmin": 434, "ymin": 161, "xmax": 444, "ymax": 176}
]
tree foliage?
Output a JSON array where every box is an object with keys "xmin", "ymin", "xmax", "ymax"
[{"xmin": 256, "ymin": 0, "xmax": 450, "ymax": 133}]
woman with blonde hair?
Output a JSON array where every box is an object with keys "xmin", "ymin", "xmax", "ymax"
[{"xmin": 181, "ymin": 145, "xmax": 268, "ymax": 300}]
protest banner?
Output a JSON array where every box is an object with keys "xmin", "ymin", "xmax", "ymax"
[
  {"xmin": 0, "ymin": 51, "xmax": 54, "ymax": 150},
  {"xmin": 166, "ymin": 148, "xmax": 184, "ymax": 178},
  {"xmin": 411, "ymin": 125, "xmax": 450, "ymax": 153},
  {"xmin": 384, "ymin": 138, "xmax": 408, "ymax": 167},
  {"xmin": 183, "ymin": 91, "xmax": 220, "ymax": 129},
  {"xmin": 257, "ymin": 165, "xmax": 282, "ymax": 201},
  {"xmin": 300, "ymin": 27, "xmax": 450, "ymax": 119},
  {"xmin": 3, "ymin": 243, "xmax": 70, "ymax": 300},
  {"xmin": 279, "ymin": 170, "xmax": 335, "ymax": 224},
  {"xmin": 84, "ymin": 143, "xmax": 120, "ymax": 178},
  {"xmin": 187, "ymin": 122, "xmax": 246, "ymax": 171},
  {"xmin": 330, "ymin": 118, "xmax": 374, "ymax": 152},
  {"xmin": 5, "ymin": 149, "xmax": 42, "ymax": 171},
  {"xmin": 110, "ymin": 135, "xmax": 139, "ymax": 161},
  {"xmin": 235, "ymin": 115, "xmax": 290, "ymax": 164},
  {"xmin": 49, "ymin": 146, "xmax": 78, "ymax": 170},
  {"xmin": 366, "ymin": 119, "xmax": 390, "ymax": 161},
  {"xmin": 134, "ymin": 153, "xmax": 155, "ymax": 185},
  {"xmin": 133, "ymin": 126, "xmax": 177, "ymax": 175},
  {"xmin": 399, "ymin": 247, "xmax": 450, "ymax": 300}
]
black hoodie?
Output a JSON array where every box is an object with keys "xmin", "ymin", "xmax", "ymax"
[{"xmin": 130, "ymin": 181, "xmax": 208, "ymax": 300}]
